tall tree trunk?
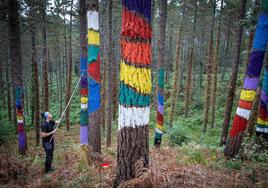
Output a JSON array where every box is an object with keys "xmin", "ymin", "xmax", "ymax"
[
  {"xmin": 30, "ymin": 20, "xmax": 40, "ymax": 146},
  {"xmin": 220, "ymin": 0, "xmax": 247, "ymax": 147},
  {"xmin": 41, "ymin": 1, "xmax": 49, "ymax": 111},
  {"xmin": 88, "ymin": 0, "xmax": 101, "ymax": 153},
  {"xmin": 116, "ymin": 0, "xmax": 152, "ymax": 184},
  {"xmin": 169, "ymin": 1, "xmax": 185, "ymax": 127},
  {"xmin": 203, "ymin": 0, "xmax": 216, "ymax": 133},
  {"xmin": 65, "ymin": 0, "xmax": 74, "ymax": 131},
  {"xmin": 101, "ymin": 54, "xmax": 107, "ymax": 132},
  {"xmin": 184, "ymin": 0, "xmax": 198, "ymax": 117},
  {"xmin": 154, "ymin": 0, "xmax": 167, "ymax": 147},
  {"xmin": 106, "ymin": 0, "xmax": 113, "ymax": 147},
  {"xmin": 6, "ymin": 62, "xmax": 12, "ymax": 121},
  {"xmin": 112, "ymin": 2, "xmax": 118, "ymax": 120},
  {"xmin": 210, "ymin": 0, "xmax": 223, "ymax": 129},
  {"xmin": 221, "ymin": 22, "xmax": 231, "ymax": 82},
  {"xmin": 79, "ymin": 0, "xmax": 89, "ymax": 160},
  {"xmin": 7, "ymin": 0, "xmax": 27, "ymax": 154}
]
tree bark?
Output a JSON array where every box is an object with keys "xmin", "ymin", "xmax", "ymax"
[
  {"xmin": 41, "ymin": 0, "xmax": 49, "ymax": 111},
  {"xmin": 87, "ymin": 0, "xmax": 101, "ymax": 153},
  {"xmin": 116, "ymin": 0, "xmax": 152, "ymax": 184},
  {"xmin": 106, "ymin": 0, "xmax": 113, "ymax": 147},
  {"xmin": 210, "ymin": 0, "xmax": 223, "ymax": 129},
  {"xmin": 203, "ymin": 0, "xmax": 216, "ymax": 133},
  {"xmin": 169, "ymin": 1, "xmax": 185, "ymax": 127},
  {"xmin": 7, "ymin": 0, "xmax": 27, "ymax": 154},
  {"xmin": 65, "ymin": 0, "xmax": 74, "ymax": 131},
  {"xmin": 154, "ymin": 0, "xmax": 167, "ymax": 147},
  {"xmin": 184, "ymin": 0, "xmax": 198, "ymax": 117},
  {"xmin": 29, "ymin": 5, "xmax": 40, "ymax": 145}
]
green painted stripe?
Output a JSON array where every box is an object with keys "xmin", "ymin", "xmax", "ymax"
[{"xmin": 119, "ymin": 81, "xmax": 150, "ymax": 107}]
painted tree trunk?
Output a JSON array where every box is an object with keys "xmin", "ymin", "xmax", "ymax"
[
  {"xmin": 116, "ymin": 0, "xmax": 152, "ymax": 184},
  {"xmin": 220, "ymin": 0, "xmax": 247, "ymax": 147},
  {"xmin": 210, "ymin": 0, "xmax": 223, "ymax": 129},
  {"xmin": 169, "ymin": 2, "xmax": 185, "ymax": 128},
  {"xmin": 87, "ymin": 0, "xmax": 101, "ymax": 153},
  {"xmin": 184, "ymin": 0, "xmax": 198, "ymax": 117},
  {"xmin": 7, "ymin": 0, "xmax": 27, "ymax": 154},
  {"xmin": 65, "ymin": 0, "xmax": 73, "ymax": 131},
  {"xmin": 79, "ymin": 0, "xmax": 89, "ymax": 148},
  {"xmin": 256, "ymin": 64, "xmax": 268, "ymax": 140},
  {"xmin": 154, "ymin": 0, "xmax": 167, "ymax": 147},
  {"xmin": 203, "ymin": 1, "xmax": 216, "ymax": 133},
  {"xmin": 224, "ymin": 0, "xmax": 268, "ymax": 158},
  {"xmin": 106, "ymin": 0, "xmax": 113, "ymax": 147}
]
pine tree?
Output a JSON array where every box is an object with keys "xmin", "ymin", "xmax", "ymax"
[{"xmin": 116, "ymin": 0, "xmax": 152, "ymax": 183}]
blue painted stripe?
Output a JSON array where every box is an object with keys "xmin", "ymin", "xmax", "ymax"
[
  {"xmin": 88, "ymin": 78, "xmax": 101, "ymax": 113},
  {"xmin": 80, "ymin": 57, "xmax": 87, "ymax": 74},
  {"xmin": 253, "ymin": 13, "xmax": 268, "ymax": 51},
  {"xmin": 122, "ymin": 0, "xmax": 151, "ymax": 23},
  {"xmin": 158, "ymin": 92, "xmax": 164, "ymax": 106}
]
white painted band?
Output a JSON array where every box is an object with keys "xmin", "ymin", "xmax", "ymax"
[
  {"xmin": 81, "ymin": 103, "xmax": 88, "ymax": 110},
  {"xmin": 236, "ymin": 107, "xmax": 251, "ymax": 120},
  {"xmin": 17, "ymin": 119, "xmax": 23, "ymax": 123},
  {"xmin": 118, "ymin": 105, "xmax": 150, "ymax": 130},
  {"xmin": 256, "ymin": 127, "xmax": 268, "ymax": 133},
  {"xmin": 155, "ymin": 127, "xmax": 163, "ymax": 134},
  {"xmin": 87, "ymin": 11, "xmax": 99, "ymax": 30}
]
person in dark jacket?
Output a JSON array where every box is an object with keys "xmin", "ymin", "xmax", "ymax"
[{"xmin": 41, "ymin": 112, "xmax": 59, "ymax": 173}]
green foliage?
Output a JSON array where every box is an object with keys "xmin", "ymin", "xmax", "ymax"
[
  {"xmin": 225, "ymin": 159, "xmax": 242, "ymax": 170},
  {"xmin": 169, "ymin": 125, "xmax": 190, "ymax": 146}
]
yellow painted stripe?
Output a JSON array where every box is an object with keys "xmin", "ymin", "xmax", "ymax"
[
  {"xmin": 156, "ymin": 123, "xmax": 164, "ymax": 131},
  {"xmin": 257, "ymin": 118, "xmax": 268, "ymax": 126},
  {"xmin": 17, "ymin": 116, "xmax": 23, "ymax": 120},
  {"xmin": 120, "ymin": 60, "xmax": 151, "ymax": 94},
  {"xmin": 88, "ymin": 30, "xmax": 99, "ymax": 45},
  {"xmin": 240, "ymin": 90, "xmax": 256, "ymax": 101},
  {"xmin": 81, "ymin": 97, "xmax": 88, "ymax": 104}
]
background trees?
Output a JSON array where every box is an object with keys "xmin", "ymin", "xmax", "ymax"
[{"xmin": 1, "ymin": 0, "xmax": 268, "ymax": 186}]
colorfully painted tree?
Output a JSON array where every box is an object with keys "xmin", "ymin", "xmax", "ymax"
[
  {"xmin": 154, "ymin": 0, "xmax": 167, "ymax": 147},
  {"xmin": 7, "ymin": 0, "xmax": 27, "ymax": 154},
  {"xmin": 256, "ymin": 65, "xmax": 268, "ymax": 140},
  {"xmin": 117, "ymin": 0, "xmax": 152, "ymax": 183},
  {"xmin": 87, "ymin": 0, "xmax": 101, "ymax": 153},
  {"xmin": 224, "ymin": 1, "xmax": 268, "ymax": 157},
  {"xmin": 79, "ymin": 0, "xmax": 89, "ymax": 148}
]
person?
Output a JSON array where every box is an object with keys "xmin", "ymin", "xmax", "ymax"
[{"xmin": 41, "ymin": 112, "xmax": 59, "ymax": 173}]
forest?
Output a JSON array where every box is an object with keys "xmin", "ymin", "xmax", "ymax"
[{"xmin": 0, "ymin": 0, "xmax": 268, "ymax": 187}]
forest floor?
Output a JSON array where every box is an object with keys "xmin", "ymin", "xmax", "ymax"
[{"xmin": 1, "ymin": 125, "xmax": 268, "ymax": 188}]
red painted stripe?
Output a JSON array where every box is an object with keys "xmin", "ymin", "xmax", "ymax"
[
  {"xmin": 122, "ymin": 9, "xmax": 152, "ymax": 39},
  {"xmin": 121, "ymin": 39, "xmax": 151, "ymax": 65},
  {"xmin": 88, "ymin": 55, "xmax": 100, "ymax": 83},
  {"xmin": 17, "ymin": 111, "xmax": 23, "ymax": 116},
  {"xmin": 18, "ymin": 123, "xmax": 24, "ymax": 132},
  {"xmin": 229, "ymin": 115, "xmax": 248, "ymax": 137},
  {"xmin": 80, "ymin": 88, "xmax": 88, "ymax": 96},
  {"xmin": 238, "ymin": 100, "xmax": 253, "ymax": 109},
  {"xmin": 157, "ymin": 111, "xmax": 163, "ymax": 124},
  {"xmin": 258, "ymin": 106, "xmax": 266, "ymax": 120}
]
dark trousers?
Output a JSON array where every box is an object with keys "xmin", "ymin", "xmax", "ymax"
[{"xmin": 43, "ymin": 141, "xmax": 54, "ymax": 172}]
